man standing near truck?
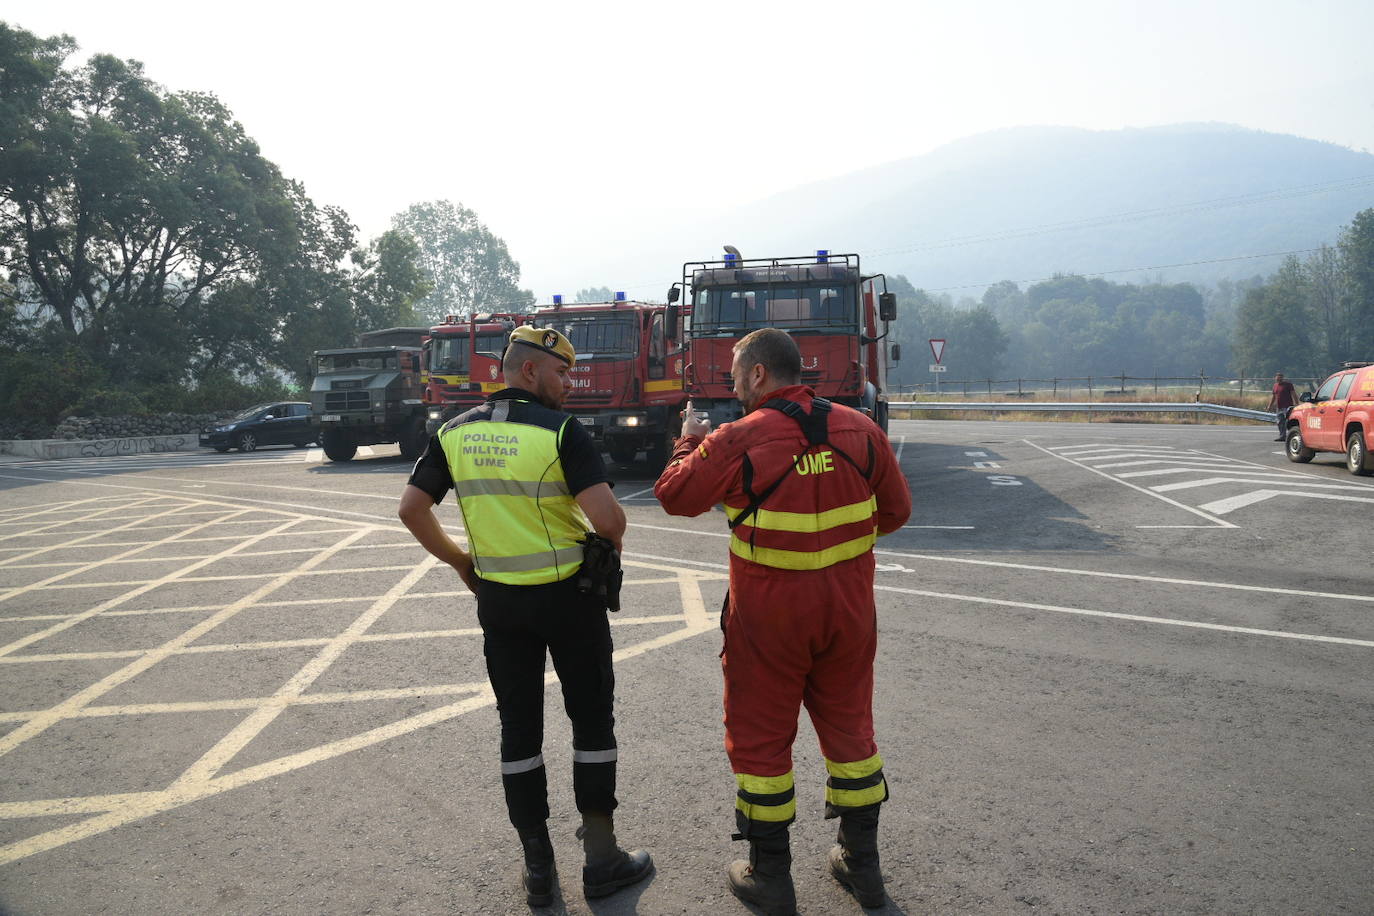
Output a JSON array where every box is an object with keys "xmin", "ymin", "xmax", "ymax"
[
  {"xmin": 655, "ymin": 328, "xmax": 911, "ymax": 914},
  {"xmin": 398, "ymin": 325, "xmax": 652, "ymax": 907},
  {"xmin": 1268, "ymin": 372, "xmax": 1297, "ymax": 441}
]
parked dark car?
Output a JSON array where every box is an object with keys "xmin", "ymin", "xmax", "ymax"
[{"xmin": 199, "ymin": 403, "xmax": 315, "ymax": 453}]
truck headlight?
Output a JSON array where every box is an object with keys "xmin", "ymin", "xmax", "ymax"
[
  {"xmin": 428, "ymin": 409, "xmax": 443, "ymax": 420},
  {"xmin": 615, "ymin": 414, "xmax": 647, "ymax": 427}
]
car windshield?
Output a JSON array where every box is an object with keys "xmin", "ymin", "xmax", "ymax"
[
  {"xmin": 547, "ymin": 318, "xmax": 637, "ymax": 358},
  {"xmin": 316, "ymin": 351, "xmax": 398, "ymax": 372},
  {"xmin": 230, "ymin": 404, "xmax": 273, "ymax": 421},
  {"xmin": 691, "ymin": 284, "xmax": 856, "ymax": 335}
]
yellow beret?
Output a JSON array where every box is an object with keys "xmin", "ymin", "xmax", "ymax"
[{"xmin": 507, "ymin": 325, "xmax": 576, "ymax": 367}]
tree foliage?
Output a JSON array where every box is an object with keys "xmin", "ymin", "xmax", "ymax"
[
  {"xmin": 391, "ymin": 200, "xmax": 533, "ymax": 321},
  {"xmin": 575, "ymin": 286, "xmax": 613, "ymax": 303},
  {"xmin": 0, "ymin": 23, "xmax": 444, "ymax": 421},
  {"xmin": 1231, "ymin": 208, "xmax": 1374, "ymax": 377}
]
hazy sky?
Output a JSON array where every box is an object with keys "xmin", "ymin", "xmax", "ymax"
[{"xmin": 8, "ymin": 0, "xmax": 1374, "ymax": 298}]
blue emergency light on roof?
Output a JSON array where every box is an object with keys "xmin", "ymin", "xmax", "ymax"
[
  {"xmin": 724, "ymin": 252, "xmax": 738, "ymax": 265},
  {"xmin": 615, "ymin": 291, "xmax": 626, "ymax": 302},
  {"xmin": 816, "ymin": 249, "xmax": 829, "ymax": 263},
  {"xmin": 552, "ymin": 294, "xmax": 563, "ymax": 305}
]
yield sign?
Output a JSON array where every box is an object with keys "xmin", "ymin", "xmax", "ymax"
[{"xmin": 929, "ymin": 338, "xmax": 946, "ymax": 364}]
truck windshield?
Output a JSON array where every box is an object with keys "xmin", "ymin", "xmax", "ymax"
[
  {"xmin": 548, "ymin": 318, "xmax": 637, "ymax": 358},
  {"xmin": 473, "ymin": 330, "xmax": 509, "ymax": 356},
  {"xmin": 316, "ymin": 352, "xmax": 398, "ymax": 372},
  {"xmin": 691, "ymin": 284, "xmax": 856, "ymax": 335},
  {"xmin": 431, "ymin": 336, "xmax": 469, "ymax": 373}
]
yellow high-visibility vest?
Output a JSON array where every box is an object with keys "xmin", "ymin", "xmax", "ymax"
[{"xmin": 440, "ymin": 397, "xmax": 589, "ymax": 585}]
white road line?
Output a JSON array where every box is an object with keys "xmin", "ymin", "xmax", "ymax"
[
  {"xmin": 1058, "ymin": 449, "xmax": 1199, "ymax": 460},
  {"xmin": 1116, "ymin": 467, "xmax": 1313, "ymax": 480},
  {"xmin": 871, "ymin": 548, "xmax": 1374, "ymax": 603},
  {"xmin": 1199, "ymin": 488, "xmax": 1374, "ymax": 515},
  {"xmin": 618, "ymin": 485, "xmax": 657, "ymax": 501},
  {"xmin": 895, "ymin": 436, "xmax": 906, "ymax": 463},
  {"xmin": 876, "ymin": 583, "xmax": 1374, "ymax": 648},
  {"xmin": 1024, "ymin": 439, "xmax": 1237, "ymax": 529},
  {"xmin": 1151, "ymin": 476, "xmax": 1374, "ymax": 494},
  {"xmin": 1090, "ymin": 458, "xmax": 1239, "ymax": 469}
]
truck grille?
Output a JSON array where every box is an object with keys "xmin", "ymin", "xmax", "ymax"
[
  {"xmin": 324, "ymin": 391, "xmax": 370, "ymax": 412},
  {"xmin": 566, "ymin": 391, "xmax": 615, "ymax": 408}
]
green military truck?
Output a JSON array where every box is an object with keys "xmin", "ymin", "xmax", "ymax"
[{"xmin": 309, "ymin": 327, "xmax": 430, "ymax": 462}]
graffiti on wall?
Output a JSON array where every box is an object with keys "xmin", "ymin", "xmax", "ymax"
[{"xmin": 78, "ymin": 436, "xmax": 194, "ymax": 457}]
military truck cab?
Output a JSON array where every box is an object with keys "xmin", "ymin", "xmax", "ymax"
[{"xmin": 310, "ymin": 331, "xmax": 429, "ymax": 462}]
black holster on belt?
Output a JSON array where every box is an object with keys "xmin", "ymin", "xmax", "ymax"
[{"xmin": 575, "ymin": 533, "xmax": 622, "ymax": 612}]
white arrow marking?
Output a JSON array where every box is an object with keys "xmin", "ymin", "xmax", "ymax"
[{"xmin": 1200, "ymin": 489, "xmax": 1374, "ymax": 515}]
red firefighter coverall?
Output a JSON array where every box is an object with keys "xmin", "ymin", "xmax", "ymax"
[{"xmin": 655, "ymin": 386, "xmax": 912, "ymax": 839}]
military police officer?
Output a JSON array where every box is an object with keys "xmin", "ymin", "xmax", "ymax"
[{"xmin": 399, "ymin": 325, "xmax": 652, "ymax": 907}]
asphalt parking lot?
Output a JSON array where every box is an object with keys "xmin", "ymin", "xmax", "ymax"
[{"xmin": 0, "ymin": 419, "xmax": 1370, "ymax": 915}]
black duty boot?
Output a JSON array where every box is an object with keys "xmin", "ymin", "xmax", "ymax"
[
  {"xmin": 578, "ymin": 812, "xmax": 653, "ymax": 898},
  {"xmin": 517, "ymin": 825, "xmax": 556, "ymax": 907},
  {"xmin": 727, "ymin": 832, "xmax": 796, "ymax": 916},
  {"xmin": 829, "ymin": 806, "xmax": 885, "ymax": 908}
]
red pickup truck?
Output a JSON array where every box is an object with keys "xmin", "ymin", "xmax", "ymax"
[{"xmin": 1284, "ymin": 361, "xmax": 1374, "ymax": 475}]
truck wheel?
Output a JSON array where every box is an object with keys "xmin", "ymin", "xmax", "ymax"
[
  {"xmin": 321, "ymin": 429, "xmax": 357, "ymax": 462},
  {"xmin": 399, "ymin": 417, "xmax": 427, "ymax": 460},
  {"xmin": 1347, "ymin": 431, "xmax": 1373, "ymax": 476},
  {"xmin": 235, "ymin": 432, "xmax": 258, "ymax": 453},
  {"xmin": 647, "ymin": 430, "xmax": 672, "ymax": 469},
  {"xmin": 1285, "ymin": 427, "xmax": 1313, "ymax": 463},
  {"xmin": 608, "ymin": 440, "xmax": 638, "ymax": 464}
]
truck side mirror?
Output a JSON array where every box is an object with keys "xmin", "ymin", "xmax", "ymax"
[
  {"xmin": 879, "ymin": 292, "xmax": 897, "ymax": 322},
  {"xmin": 667, "ymin": 286, "xmax": 680, "ymax": 304},
  {"xmin": 890, "ymin": 343, "xmax": 901, "ymax": 363},
  {"xmin": 665, "ymin": 304, "xmax": 679, "ymax": 339}
]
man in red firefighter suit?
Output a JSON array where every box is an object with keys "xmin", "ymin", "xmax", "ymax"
[{"xmin": 655, "ymin": 328, "xmax": 911, "ymax": 914}]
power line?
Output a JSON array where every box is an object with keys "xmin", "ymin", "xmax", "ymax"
[
  {"xmin": 924, "ymin": 248, "xmax": 1323, "ymax": 293},
  {"xmin": 600, "ymin": 173, "xmax": 1374, "ymax": 296},
  {"xmin": 865, "ymin": 173, "xmax": 1374, "ymax": 257}
]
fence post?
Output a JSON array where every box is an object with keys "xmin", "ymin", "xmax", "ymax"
[
  {"xmin": 1239, "ymin": 375, "xmax": 1245, "ymax": 400},
  {"xmin": 1196, "ymin": 370, "xmax": 1205, "ymax": 402},
  {"xmin": 1052, "ymin": 377, "xmax": 1058, "ymax": 397},
  {"xmin": 1119, "ymin": 372, "xmax": 1127, "ymax": 393},
  {"xmin": 1088, "ymin": 376, "xmax": 1093, "ymax": 399},
  {"xmin": 987, "ymin": 378, "xmax": 992, "ymax": 397},
  {"xmin": 1017, "ymin": 378, "xmax": 1023, "ymax": 397},
  {"xmin": 1153, "ymin": 374, "xmax": 1158, "ymax": 395}
]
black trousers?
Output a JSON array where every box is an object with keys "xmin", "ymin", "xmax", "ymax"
[{"xmin": 477, "ymin": 575, "xmax": 618, "ymax": 830}]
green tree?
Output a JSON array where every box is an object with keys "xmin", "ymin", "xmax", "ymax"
[
  {"xmin": 1232, "ymin": 257, "xmax": 1316, "ymax": 376},
  {"xmin": 0, "ymin": 22, "xmax": 352, "ymax": 396},
  {"xmin": 391, "ymin": 200, "xmax": 533, "ymax": 321},
  {"xmin": 1338, "ymin": 207, "xmax": 1374, "ymax": 360},
  {"xmin": 575, "ymin": 286, "xmax": 613, "ymax": 303}
]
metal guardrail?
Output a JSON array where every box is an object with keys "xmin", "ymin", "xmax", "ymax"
[{"xmin": 889, "ymin": 401, "xmax": 1277, "ymax": 423}]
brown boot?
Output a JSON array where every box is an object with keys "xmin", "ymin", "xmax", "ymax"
[
  {"xmin": 828, "ymin": 806, "xmax": 885, "ymax": 907},
  {"xmin": 578, "ymin": 812, "xmax": 653, "ymax": 898},
  {"xmin": 727, "ymin": 830, "xmax": 796, "ymax": 916}
]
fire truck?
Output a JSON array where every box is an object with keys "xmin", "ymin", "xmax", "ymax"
[
  {"xmin": 536, "ymin": 293, "xmax": 687, "ymax": 464},
  {"xmin": 666, "ymin": 249, "xmax": 899, "ymax": 432},
  {"xmin": 422, "ymin": 313, "xmax": 533, "ymax": 436}
]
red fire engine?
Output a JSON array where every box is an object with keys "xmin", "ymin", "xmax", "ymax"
[
  {"xmin": 423, "ymin": 313, "xmax": 533, "ymax": 436},
  {"xmin": 666, "ymin": 249, "xmax": 898, "ymax": 432},
  {"xmin": 536, "ymin": 293, "xmax": 687, "ymax": 464}
]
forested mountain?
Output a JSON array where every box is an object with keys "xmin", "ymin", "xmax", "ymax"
[{"xmin": 708, "ymin": 124, "xmax": 1374, "ymax": 295}]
